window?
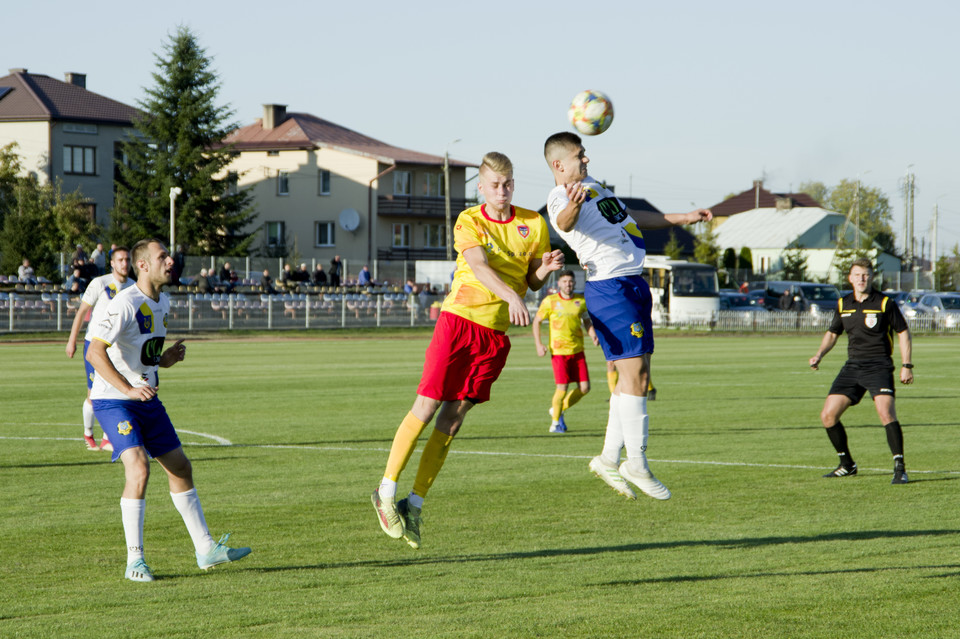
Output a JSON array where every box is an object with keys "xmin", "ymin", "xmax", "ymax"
[
  {"xmin": 63, "ymin": 145, "xmax": 96, "ymax": 175},
  {"xmin": 226, "ymin": 171, "xmax": 238, "ymax": 196},
  {"xmin": 392, "ymin": 223, "xmax": 411, "ymax": 248},
  {"xmin": 64, "ymin": 123, "xmax": 97, "ymax": 134},
  {"xmin": 267, "ymin": 150, "xmax": 279, "ymax": 157},
  {"xmin": 829, "ymin": 225, "xmax": 839, "ymax": 242},
  {"xmin": 318, "ymin": 169, "xmax": 331, "ymax": 195},
  {"xmin": 277, "ymin": 171, "xmax": 289, "ymax": 196},
  {"xmin": 393, "ymin": 171, "xmax": 411, "ymax": 196},
  {"xmin": 424, "ymin": 224, "xmax": 446, "ymax": 248},
  {"xmin": 266, "ymin": 221, "xmax": 285, "ymax": 247},
  {"xmin": 423, "ymin": 173, "xmax": 445, "ymax": 197},
  {"xmin": 315, "ymin": 222, "xmax": 335, "ymax": 247}
]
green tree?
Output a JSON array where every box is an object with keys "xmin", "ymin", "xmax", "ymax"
[
  {"xmin": 799, "ymin": 179, "xmax": 895, "ymax": 254},
  {"xmin": 112, "ymin": 27, "xmax": 256, "ymax": 255},
  {"xmin": 934, "ymin": 244, "xmax": 960, "ymax": 291},
  {"xmin": 693, "ymin": 222, "xmax": 721, "ymax": 268},
  {"xmin": 0, "ymin": 143, "xmax": 100, "ymax": 280},
  {"xmin": 738, "ymin": 246, "xmax": 752, "ymax": 270},
  {"xmin": 781, "ymin": 239, "xmax": 808, "ymax": 281},
  {"xmin": 663, "ymin": 230, "xmax": 682, "ymax": 260}
]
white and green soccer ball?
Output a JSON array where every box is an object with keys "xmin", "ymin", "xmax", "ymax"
[{"xmin": 568, "ymin": 90, "xmax": 614, "ymax": 136}]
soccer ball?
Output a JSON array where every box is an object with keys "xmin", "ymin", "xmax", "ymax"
[{"xmin": 568, "ymin": 90, "xmax": 614, "ymax": 136}]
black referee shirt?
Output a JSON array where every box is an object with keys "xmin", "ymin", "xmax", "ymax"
[{"xmin": 828, "ymin": 290, "xmax": 909, "ymax": 362}]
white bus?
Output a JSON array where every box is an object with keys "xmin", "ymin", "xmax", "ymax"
[{"xmin": 643, "ymin": 255, "xmax": 720, "ymax": 324}]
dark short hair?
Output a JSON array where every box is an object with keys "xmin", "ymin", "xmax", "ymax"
[
  {"xmin": 544, "ymin": 132, "xmax": 582, "ymax": 161},
  {"xmin": 131, "ymin": 239, "xmax": 165, "ymax": 267},
  {"xmin": 109, "ymin": 245, "xmax": 130, "ymax": 259},
  {"xmin": 849, "ymin": 258, "xmax": 874, "ymax": 273},
  {"xmin": 557, "ymin": 269, "xmax": 575, "ymax": 280}
]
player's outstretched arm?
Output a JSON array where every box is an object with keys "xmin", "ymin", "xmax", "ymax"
[
  {"xmin": 86, "ymin": 339, "xmax": 156, "ymax": 401},
  {"xmin": 809, "ymin": 332, "xmax": 839, "ymax": 370},
  {"xmin": 159, "ymin": 339, "xmax": 187, "ymax": 368},
  {"xmin": 629, "ymin": 208, "xmax": 713, "ymax": 230},
  {"xmin": 462, "ymin": 246, "xmax": 530, "ymax": 326}
]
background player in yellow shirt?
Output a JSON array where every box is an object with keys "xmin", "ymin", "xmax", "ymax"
[
  {"xmin": 371, "ymin": 152, "xmax": 564, "ymax": 549},
  {"xmin": 533, "ymin": 269, "xmax": 598, "ymax": 432}
]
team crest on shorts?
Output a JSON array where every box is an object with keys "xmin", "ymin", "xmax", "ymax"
[
  {"xmin": 117, "ymin": 420, "xmax": 133, "ymax": 436},
  {"xmin": 517, "ymin": 225, "xmax": 529, "ymax": 238},
  {"xmin": 864, "ymin": 314, "xmax": 878, "ymax": 328},
  {"xmin": 630, "ymin": 322, "xmax": 644, "ymax": 338}
]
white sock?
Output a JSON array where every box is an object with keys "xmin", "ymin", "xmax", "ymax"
[
  {"xmin": 408, "ymin": 492, "xmax": 424, "ymax": 509},
  {"xmin": 170, "ymin": 488, "xmax": 216, "ymax": 555},
  {"xmin": 379, "ymin": 478, "xmax": 398, "ymax": 500},
  {"xmin": 120, "ymin": 498, "xmax": 145, "ymax": 564},
  {"xmin": 619, "ymin": 394, "xmax": 651, "ymax": 474},
  {"xmin": 82, "ymin": 400, "xmax": 95, "ymax": 438},
  {"xmin": 600, "ymin": 393, "xmax": 624, "ymax": 467}
]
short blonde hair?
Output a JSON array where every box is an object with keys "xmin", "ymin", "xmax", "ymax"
[{"xmin": 480, "ymin": 152, "xmax": 513, "ymax": 176}]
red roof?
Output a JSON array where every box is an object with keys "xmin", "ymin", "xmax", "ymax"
[
  {"xmin": 223, "ymin": 111, "xmax": 474, "ymax": 168},
  {"xmin": 0, "ymin": 70, "xmax": 139, "ymax": 125},
  {"xmin": 708, "ymin": 184, "xmax": 821, "ymax": 218}
]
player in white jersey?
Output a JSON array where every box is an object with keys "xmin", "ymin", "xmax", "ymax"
[
  {"xmin": 543, "ymin": 131, "xmax": 712, "ymax": 501},
  {"xmin": 66, "ymin": 247, "xmax": 133, "ymax": 451},
  {"xmin": 86, "ymin": 238, "xmax": 251, "ymax": 582}
]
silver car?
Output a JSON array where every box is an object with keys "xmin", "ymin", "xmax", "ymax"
[{"xmin": 915, "ymin": 293, "xmax": 960, "ymax": 328}]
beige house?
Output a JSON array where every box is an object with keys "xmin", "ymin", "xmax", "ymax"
[
  {"xmin": 0, "ymin": 68, "xmax": 139, "ymax": 228},
  {"xmin": 223, "ymin": 105, "xmax": 475, "ymax": 264}
]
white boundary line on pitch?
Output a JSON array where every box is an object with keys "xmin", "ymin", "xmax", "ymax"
[{"xmin": 3, "ymin": 435, "xmax": 959, "ymax": 476}]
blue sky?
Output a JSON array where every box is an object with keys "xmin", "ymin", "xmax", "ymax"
[{"xmin": 3, "ymin": 0, "xmax": 957, "ymax": 257}]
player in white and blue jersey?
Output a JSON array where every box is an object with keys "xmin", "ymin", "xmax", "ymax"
[
  {"xmin": 65, "ymin": 247, "xmax": 133, "ymax": 451},
  {"xmin": 86, "ymin": 238, "xmax": 251, "ymax": 582},
  {"xmin": 544, "ymin": 131, "xmax": 712, "ymax": 501}
]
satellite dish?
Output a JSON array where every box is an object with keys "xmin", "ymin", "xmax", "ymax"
[{"xmin": 339, "ymin": 208, "xmax": 360, "ymax": 232}]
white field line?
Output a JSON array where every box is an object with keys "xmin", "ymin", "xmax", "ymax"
[{"xmin": 3, "ymin": 435, "xmax": 958, "ymax": 476}]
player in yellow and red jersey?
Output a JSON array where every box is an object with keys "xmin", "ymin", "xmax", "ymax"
[
  {"xmin": 370, "ymin": 152, "xmax": 564, "ymax": 549},
  {"xmin": 533, "ymin": 269, "xmax": 598, "ymax": 433}
]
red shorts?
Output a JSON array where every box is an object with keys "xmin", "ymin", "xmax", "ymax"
[
  {"xmin": 551, "ymin": 351, "xmax": 590, "ymax": 385},
  {"xmin": 417, "ymin": 312, "xmax": 511, "ymax": 404}
]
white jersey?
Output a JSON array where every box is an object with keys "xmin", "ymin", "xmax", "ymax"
[
  {"xmin": 88, "ymin": 284, "xmax": 170, "ymax": 401},
  {"xmin": 81, "ymin": 273, "xmax": 134, "ymax": 341},
  {"xmin": 546, "ymin": 176, "xmax": 647, "ymax": 281}
]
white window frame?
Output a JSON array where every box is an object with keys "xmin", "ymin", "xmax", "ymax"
[
  {"xmin": 266, "ymin": 221, "xmax": 285, "ymax": 247},
  {"xmin": 393, "ymin": 171, "xmax": 412, "ymax": 196},
  {"xmin": 392, "ymin": 223, "xmax": 411, "ymax": 248},
  {"xmin": 424, "ymin": 224, "xmax": 446, "ymax": 248},
  {"xmin": 318, "ymin": 169, "xmax": 331, "ymax": 195},
  {"xmin": 315, "ymin": 221, "xmax": 335, "ymax": 247},
  {"xmin": 423, "ymin": 173, "xmax": 445, "ymax": 197},
  {"xmin": 277, "ymin": 171, "xmax": 289, "ymax": 196}
]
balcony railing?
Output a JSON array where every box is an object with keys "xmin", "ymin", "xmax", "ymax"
[{"xmin": 377, "ymin": 195, "xmax": 474, "ymax": 219}]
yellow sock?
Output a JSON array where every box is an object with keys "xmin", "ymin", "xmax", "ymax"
[
  {"xmin": 383, "ymin": 412, "xmax": 428, "ymax": 481},
  {"xmin": 562, "ymin": 388, "xmax": 584, "ymax": 412},
  {"xmin": 551, "ymin": 388, "xmax": 566, "ymax": 419},
  {"xmin": 606, "ymin": 370, "xmax": 618, "ymax": 394},
  {"xmin": 411, "ymin": 428, "xmax": 454, "ymax": 498}
]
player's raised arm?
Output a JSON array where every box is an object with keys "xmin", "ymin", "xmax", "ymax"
[{"xmin": 629, "ymin": 207, "xmax": 713, "ymax": 230}]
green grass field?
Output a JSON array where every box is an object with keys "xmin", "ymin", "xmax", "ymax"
[{"xmin": 1, "ymin": 332, "xmax": 958, "ymax": 638}]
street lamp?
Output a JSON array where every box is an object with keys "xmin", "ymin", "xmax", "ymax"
[
  {"xmin": 443, "ymin": 139, "xmax": 461, "ymax": 261},
  {"xmin": 169, "ymin": 186, "xmax": 183, "ymax": 251}
]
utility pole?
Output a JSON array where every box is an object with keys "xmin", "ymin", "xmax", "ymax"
[
  {"xmin": 932, "ymin": 202, "xmax": 939, "ymax": 277},
  {"xmin": 908, "ymin": 172, "xmax": 916, "ymax": 268}
]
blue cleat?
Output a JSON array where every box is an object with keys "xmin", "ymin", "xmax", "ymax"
[
  {"xmin": 125, "ymin": 558, "xmax": 155, "ymax": 582},
  {"xmin": 196, "ymin": 533, "xmax": 252, "ymax": 570},
  {"xmin": 557, "ymin": 413, "xmax": 568, "ymax": 433}
]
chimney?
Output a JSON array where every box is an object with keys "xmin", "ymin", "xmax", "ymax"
[
  {"xmin": 8, "ymin": 68, "xmax": 27, "ymax": 74},
  {"xmin": 65, "ymin": 73, "xmax": 86, "ymax": 88},
  {"xmin": 262, "ymin": 104, "xmax": 287, "ymax": 130}
]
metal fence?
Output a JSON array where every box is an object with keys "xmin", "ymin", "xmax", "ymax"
[{"xmin": 4, "ymin": 292, "xmax": 959, "ymax": 335}]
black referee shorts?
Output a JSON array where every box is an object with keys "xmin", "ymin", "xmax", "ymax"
[{"xmin": 828, "ymin": 360, "xmax": 896, "ymax": 406}]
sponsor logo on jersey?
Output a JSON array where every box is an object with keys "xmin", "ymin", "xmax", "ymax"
[
  {"xmin": 517, "ymin": 225, "xmax": 529, "ymax": 238},
  {"xmin": 117, "ymin": 420, "xmax": 133, "ymax": 436},
  {"xmin": 630, "ymin": 322, "xmax": 644, "ymax": 338},
  {"xmin": 865, "ymin": 314, "xmax": 878, "ymax": 328},
  {"xmin": 135, "ymin": 303, "xmax": 154, "ymax": 334},
  {"xmin": 596, "ymin": 197, "xmax": 627, "ymax": 224},
  {"xmin": 106, "ymin": 283, "xmax": 119, "ymax": 299},
  {"xmin": 141, "ymin": 336, "xmax": 165, "ymax": 366}
]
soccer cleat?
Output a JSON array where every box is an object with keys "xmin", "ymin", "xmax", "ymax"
[
  {"xmin": 892, "ymin": 463, "xmax": 909, "ymax": 484},
  {"xmin": 84, "ymin": 435, "xmax": 99, "ymax": 451},
  {"xmin": 588, "ymin": 456, "xmax": 636, "ymax": 500},
  {"xmin": 196, "ymin": 533, "xmax": 252, "ymax": 570},
  {"xmin": 371, "ymin": 488, "xmax": 404, "ymax": 539},
  {"xmin": 124, "ymin": 558, "xmax": 154, "ymax": 582},
  {"xmin": 548, "ymin": 424, "xmax": 563, "ymax": 433},
  {"xmin": 557, "ymin": 413, "xmax": 568, "ymax": 432},
  {"xmin": 397, "ymin": 498, "xmax": 422, "ymax": 549},
  {"xmin": 823, "ymin": 463, "xmax": 857, "ymax": 478},
  {"xmin": 100, "ymin": 438, "xmax": 113, "ymax": 452},
  {"xmin": 619, "ymin": 461, "xmax": 672, "ymax": 500}
]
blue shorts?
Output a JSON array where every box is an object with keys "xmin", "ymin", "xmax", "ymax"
[
  {"xmin": 83, "ymin": 340, "xmax": 96, "ymax": 390},
  {"xmin": 91, "ymin": 397, "xmax": 182, "ymax": 462},
  {"xmin": 584, "ymin": 274, "xmax": 655, "ymax": 361}
]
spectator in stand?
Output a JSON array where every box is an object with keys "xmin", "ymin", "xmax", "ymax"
[
  {"xmin": 71, "ymin": 244, "xmax": 88, "ymax": 265},
  {"xmin": 219, "ymin": 262, "xmax": 231, "ymax": 284},
  {"xmin": 330, "ymin": 255, "xmax": 343, "ymax": 287},
  {"xmin": 293, "ymin": 264, "xmax": 311, "ymax": 290},
  {"xmin": 261, "ymin": 269, "xmax": 277, "ymax": 294},
  {"xmin": 313, "ymin": 264, "xmax": 328, "ymax": 286},
  {"xmin": 404, "ymin": 279, "xmax": 417, "ymax": 294},
  {"xmin": 228, "ymin": 270, "xmax": 239, "ymax": 290},
  {"xmin": 65, "ymin": 267, "xmax": 88, "ymax": 293},
  {"xmin": 358, "ymin": 265, "xmax": 373, "ymax": 287},
  {"xmin": 91, "ymin": 243, "xmax": 107, "ymax": 275},
  {"xmin": 279, "ymin": 264, "xmax": 294, "ymax": 290},
  {"xmin": 195, "ymin": 268, "xmax": 211, "ymax": 294},
  {"xmin": 18, "ymin": 258, "xmax": 37, "ymax": 283}
]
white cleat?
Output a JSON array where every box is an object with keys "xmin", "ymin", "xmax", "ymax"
[
  {"xmin": 588, "ymin": 456, "xmax": 636, "ymax": 500},
  {"xmin": 619, "ymin": 462, "xmax": 671, "ymax": 500}
]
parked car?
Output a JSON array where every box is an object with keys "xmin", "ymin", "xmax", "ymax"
[
  {"xmin": 719, "ymin": 291, "xmax": 768, "ymax": 313},
  {"xmin": 885, "ymin": 290, "xmax": 933, "ymax": 319},
  {"xmin": 750, "ymin": 281, "xmax": 841, "ymax": 316},
  {"xmin": 914, "ymin": 293, "xmax": 960, "ymax": 328}
]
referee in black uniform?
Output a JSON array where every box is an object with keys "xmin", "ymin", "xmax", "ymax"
[{"xmin": 809, "ymin": 258, "xmax": 913, "ymax": 484}]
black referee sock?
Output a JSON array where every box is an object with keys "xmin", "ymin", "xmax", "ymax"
[
  {"xmin": 884, "ymin": 421, "xmax": 905, "ymax": 460},
  {"xmin": 826, "ymin": 422, "xmax": 854, "ymax": 466}
]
